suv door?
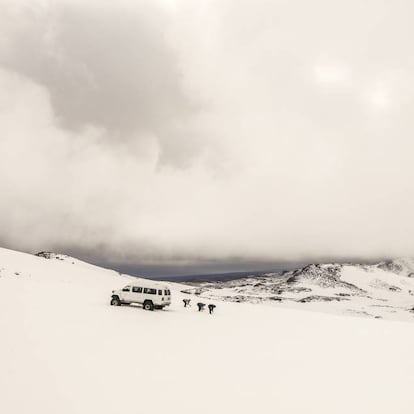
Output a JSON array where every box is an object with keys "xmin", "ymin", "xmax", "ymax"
[
  {"xmin": 131, "ymin": 286, "xmax": 143, "ymax": 304},
  {"xmin": 121, "ymin": 286, "xmax": 132, "ymax": 302}
]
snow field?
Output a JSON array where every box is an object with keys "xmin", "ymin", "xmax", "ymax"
[{"xmin": 1, "ymin": 247, "xmax": 414, "ymax": 414}]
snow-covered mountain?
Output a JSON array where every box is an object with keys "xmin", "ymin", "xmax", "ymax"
[
  {"xmin": 1, "ymin": 247, "xmax": 414, "ymax": 414},
  {"xmin": 180, "ymin": 260, "xmax": 414, "ymax": 321}
]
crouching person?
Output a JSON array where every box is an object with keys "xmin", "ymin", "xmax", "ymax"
[
  {"xmin": 208, "ymin": 304, "xmax": 216, "ymax": 314},
  {"xmin": 197, "ymin": 302, "xmax": 206, "ymax": 312}
]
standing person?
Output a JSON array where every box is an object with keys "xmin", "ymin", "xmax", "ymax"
[
  {"xmin": 208, "ymin": 304, "xmax": 216, "ymax": 314},
  {"xmin": 183, "ymin": 299, "xmax": 191, "ymax": 307}
]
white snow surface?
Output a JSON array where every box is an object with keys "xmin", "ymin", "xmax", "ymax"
[{"xmin": 1, "ymin": 247, "xmax": 414, "ymax": 414}]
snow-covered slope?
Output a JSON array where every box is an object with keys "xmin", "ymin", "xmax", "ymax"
[
  {"xmin": 1, "ymin": 247, "xmax": 414, "ymax": 414},
  {"xmin": 181, "ymin": 261, "xmax": 414, "ymax": 321}
]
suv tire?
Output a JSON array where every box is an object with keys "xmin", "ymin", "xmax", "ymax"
[
  {"xmin": 143, "ymin": 300, "xmax": 154, "ymax": 311},
  {"xmin": 111, "ymin": 296, "xmax": 121, "ymax": 306}
]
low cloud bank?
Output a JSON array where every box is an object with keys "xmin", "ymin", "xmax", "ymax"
[{"xmin": 1, "ymin": 0, "xmax": 414, "ymax": 265}]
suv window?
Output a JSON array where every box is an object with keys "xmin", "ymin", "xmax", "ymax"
[
  {"xmin": 122, "ymin": 286, "xmax": 131, "ymax": 292},
  {"xmin": 132, "ymin": 287, "xmax": 142, "ymax": 293},
  {"xmin": 143, "ymin": 288, "xmax": 156, "ymax": 295},
  {"xmin": 164, "ymin": 289, "xmax": 171, "ymax": 296},
  {"xmin": 158, "ymin": 289, "xmax": 162, "ymax": 295}
]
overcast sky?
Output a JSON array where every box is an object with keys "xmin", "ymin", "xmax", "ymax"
[{"xmin": 1, "ymin": 0, "xmax": 414, "ymax": 276}]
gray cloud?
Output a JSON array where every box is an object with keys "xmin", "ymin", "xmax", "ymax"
[
  {"xmin": 0, "ymin": 0, "xmax": 414, "ymax": 270},
  {"xmin": 0, "ymin": 0, "xmax": 200, "ymax": 164}
]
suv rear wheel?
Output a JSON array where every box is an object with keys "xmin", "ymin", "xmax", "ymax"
[
  {"xmin": 143, "ymin": 300, "xmax": 154, "ymax": 311},
  {"xmin": 111, "ymin": 296, "xmax": 121, "ymax": 306}
]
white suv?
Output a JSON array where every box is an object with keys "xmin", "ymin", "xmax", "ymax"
[{"xmin": 110, "ymin": 281, "xmax": 171, "ymax": 311}]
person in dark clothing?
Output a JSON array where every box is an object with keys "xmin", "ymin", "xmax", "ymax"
[
  {"xmin": 183, "ymin": 299, "xmax": 191, "ymax": 307},
  {"xmin": 208, "ymin": 304, "xmax": 216, "ymax": 314},
  {"xmin": 197, "ymin": 302, "xmax": 206, "ymax": 312}
]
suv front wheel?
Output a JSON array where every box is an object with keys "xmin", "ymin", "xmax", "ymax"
[
  {"xmin": 110, "ymin": 296, "xmax": 121, "ymax": 306},
  {"xmin": 143, "ymin": 300, "xmax": 154, "ymax": 311}
]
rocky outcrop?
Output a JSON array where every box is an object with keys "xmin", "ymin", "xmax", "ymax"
[{"xmin": 284, "ymin": 263, "xmax": 364, "ymax": 293}]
